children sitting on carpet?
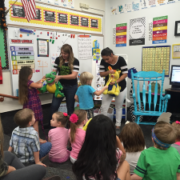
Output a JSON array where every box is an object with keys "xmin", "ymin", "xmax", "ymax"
[
  {"xmin": 68, "ymin": 109, "xmax": 88, "ymax": 164},
  {"xmin": 48, "ymin": 112, "xmax": 70, "ymax": 163},
  {"xmin": 172, "ymin": 121, "xmax": 180, "ymax": 154},
  {"xmin": 75, "ymin": 72, "xmax": 108, "ymax": 119},
  {"xmin": 131, "ymin": 121, "xmax": 180, "ymax": 180},
  {"xmin": 119, "ymin": 122, "xmax": 146, "ymax": 174},
  {"xmin": 8, "ymin": 108, "xmax": 52, "ymax": 166},
  {"xmin": 73, "ymin": 114, "xmax": 130, "ymax": 180}
]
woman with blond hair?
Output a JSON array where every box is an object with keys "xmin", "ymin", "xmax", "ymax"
[{"xmin": 50, "ymin": 44, "xmax": 80, "ymax": 127}]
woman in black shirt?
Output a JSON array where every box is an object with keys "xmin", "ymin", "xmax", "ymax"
[
  {"xmin": 52, "ymin": 44, "xmax": 79, "ymax": 120},
  {"xmin": 99, "ymin": 48, "xmax": 128, "ymax": 135}
]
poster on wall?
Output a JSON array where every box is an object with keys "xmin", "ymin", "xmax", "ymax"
[
  {"xmin": 157, "ymin": 0, "xmax": 167, "ymax": 5},
  {"xmin": 142, "ymin": 46, "xmax": 170, "ymax": 76},
  {"xmin": 92, "ymin": 40, "xmax": 100, "ymax": 61},
  {"xmin": 10, "ymin": 46, "xmax": 35, "ymax": 74},
  {"xmin": 124, "ymin": 3, "xmax": 133, "ymax": 12},
  {"xmin": 118, "ymin": 4, "xmax": 126, "ymax": 14},
  {"xmin": 116, "ymin": 23, "xmax": 127, "ymax": 47},
  {"xmin": 129, "ymin": 17, "xmax": 146, "ymax": 46},
  {"xmin": 78, "ymin": 35, "xmax": 92, "ymax": 60},
  {"xmin": 132, "ymin": 1, "xmax": 140, "ymax": 11},
  {"xmin": 111, "ymin": 6, "xmax": 118, "ymax": 15},
  {"xmin": 140, "ymin": 0, "xmax": 149, "ymax": 9},
  {"xmin": 149, "ymin": 0, "xmax": 157, "ymax": 7},
  {"xmin": 37, "ymin": 39, "xmax": 49, "ymax": 57},
  {"xmin": 153, "ymin": 16, "xmax": 168, "ymax": 44}
]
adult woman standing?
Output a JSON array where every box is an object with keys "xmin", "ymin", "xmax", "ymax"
[
  {"xmin": 99, "ymin": 48, "xmax": 128, "ymax": 135},
  {"xmin": 51, "ymin": 44, "xmax": 79, "ymax": 120}
]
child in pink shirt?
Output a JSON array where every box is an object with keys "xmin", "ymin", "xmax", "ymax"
[
  {"xmin": 69, "ymin": 110, "xmax": 88, "ymax": 163},
  {"xmin": 48, "ymin": 112, "xmax": 69, "ymax": 163}
]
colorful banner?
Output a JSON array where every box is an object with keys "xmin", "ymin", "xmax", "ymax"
[
  {"xmin": 9, "ymin": 1, "xmax": 102, "ymax": 33},
  {"xmin": 129, "ymin": 17, "xmax": 146, "ymax": 46},
  {"xmin": 153, "ymin": 16, "xmax": 168, "ymax": 44},
  {"xmin": 116, "ymin": 23, "xmax": 127, "ymax": 47}
]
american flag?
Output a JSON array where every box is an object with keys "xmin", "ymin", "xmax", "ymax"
[{"xmin": 21, "ymin": 0, "xmax": 36, "ymax": 22}]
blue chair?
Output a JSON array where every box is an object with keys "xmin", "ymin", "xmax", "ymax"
[{"xmin": 131, "ymin": 70, "xmax": 170, "ymax": 125}]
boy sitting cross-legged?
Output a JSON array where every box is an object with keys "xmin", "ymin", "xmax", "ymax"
[{"xmin": 8, "ymin": 108, "xmax": 52, "ymax": 166}]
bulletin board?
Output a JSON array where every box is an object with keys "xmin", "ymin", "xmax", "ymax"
[
  {"xmin": 7, "ymin": 1, "xmax": 102, "ymax": 34},
  {"xmin": 142, "ymin": 46, "xmax": 171, "ymax": 77},
  {"xmin": 7, "ymin": 27, "xmax": 103, "ymax": 96}
]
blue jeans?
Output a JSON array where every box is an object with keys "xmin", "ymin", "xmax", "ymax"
[
  {"xmin": 51, "ymin": 84, "xmax": 78, "ymax": 117},
  {"xmin": 39, "ymin": 142, "xmax": 52, "ymax": 159}
]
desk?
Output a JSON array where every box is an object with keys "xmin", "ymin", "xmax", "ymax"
[{"xmin": 165, "ymin": 88, "xmax": 180, "ymax": 119}]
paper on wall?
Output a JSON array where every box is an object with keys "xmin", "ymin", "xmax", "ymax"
[
  {"xmin": 140, "ymin": 0, "xmax": 149, "ymax": 9},
  {"xmin": 132, "ymin": 1, "xmax": 140, "ymax": 11},
  {"xmin": 78, "ymin": 35, "xmax": 92, "ymax": 60},
  {"xmin": 124, "ymin": 3, "xmax": 132, "ymax": 12}
]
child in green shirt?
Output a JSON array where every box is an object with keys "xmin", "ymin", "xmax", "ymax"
[{"xmin": 131, "ymin": 122, "xmax": 180, "ymax": 180}]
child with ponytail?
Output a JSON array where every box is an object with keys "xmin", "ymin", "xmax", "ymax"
[
  {"xmin": 48, "ymin": 112, "xmax": 69, "ymax": 163},
  {"xmin": 19, "ymin": 66, "xmax": 46, "ymax": 143},
  {"xmin": 69, "ymin": 110, "xmax": 88, "ymax": 163}
]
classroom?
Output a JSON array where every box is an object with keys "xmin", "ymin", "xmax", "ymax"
[{"xmin": 0, "ymin": 0, "xmax": 180, "ymax": 179}]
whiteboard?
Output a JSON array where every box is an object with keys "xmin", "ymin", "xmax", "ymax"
[{"xmin": 7, "ymin": 27, "xmax": 103, "ymax": 96}]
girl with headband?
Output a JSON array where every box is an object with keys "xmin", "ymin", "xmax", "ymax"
[
  {"xmin": 131, "ymin": 122, "xmax": 180, "ymax": 180},
  {"xmin": 48, "ymin": 112, "xmax": 69, "ymax": 163},
  {"xmin": 69, "ymin": 110, "xmax": 88, "ymax": 164}
]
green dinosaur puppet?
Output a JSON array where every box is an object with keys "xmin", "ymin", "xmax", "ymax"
[{"xmin": 39, "ymin": 72, "xmax": 64, "ymax": 98}]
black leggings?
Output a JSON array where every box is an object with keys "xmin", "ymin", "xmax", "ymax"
[{"xmin": 1, "ymin": 151, "xmax": 46, "ymax": 180}]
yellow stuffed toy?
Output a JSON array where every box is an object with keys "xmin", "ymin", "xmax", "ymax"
[
  {"xmin": 83, "ymin": 118, "xmax": 92, "ymax": 131},
  {"xmin": 103, "ymin": 66, "xmax": 121, "ymax": 96}
]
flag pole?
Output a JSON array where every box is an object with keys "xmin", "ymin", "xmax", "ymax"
[{"xmin": 5, "ymin": 0, "xmax": 18, "ymax": 16}]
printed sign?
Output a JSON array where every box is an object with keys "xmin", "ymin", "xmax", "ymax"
[
  {"xmin": 129, "ymin": 17, "xmax": 146, "ymax": 45},
  {"xmin": 44, "ymin": 11, "xmax": 56, "ymax": 22},
  {"xmin": 58, "ymin": 13, "xmax": 68, "ymax": 24},
  {"xmin": 91, "ymin": 19, "xmax": 98, "ymax": 28},
  {"xmin": 116, "ymin": 23, "xmax": 127, "ymax": 47},
  {"xmin": 81, "ymin": 17, "xmax": 89, "ymax": 27},
  {"xmin": 153, "ymin": 16, "xmax": 168, "ymax": 44},
  {"xmin": 71, "ymin": 15, "xmax": 79, "ymax": 25}
]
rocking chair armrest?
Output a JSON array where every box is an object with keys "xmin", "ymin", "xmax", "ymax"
[
  {"xmin": 132, "ymin": 93, "xmax": 136, "ymax": 98},
  {"xmin": 161, "ymin": 94, "xmax": 171, "ymax": 101}
]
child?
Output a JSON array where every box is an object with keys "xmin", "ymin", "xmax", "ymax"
[
  {"xmin": 75, "ymin": 72, "xmax": 108, "ymax": 119},
  {"xmin": 0, "ymin": 119, "xmax": 48, "ymax": 180},
  {"xmin": 8, "ymin": 108, "xmax": 52, "ymax": 166},
  {"xmin": 73, "ymin": 114, "xmax": 130, "ymax": 180},
  {"xmin": 19, "ymin": 66, "xmax": 46, "ymax": 143},
  {"xmin": 172, "ymin": 121, "xmax": 180, "ymax": 154},
  {"xmin": 131, "ymin": 122, "xmax": 180, "ymax": 180},
  {"xmin": 48, "ymin": 112, "xmax": 69, "ymax": 163},
  {"xmin": 119, "ymin": 122, "xmax": 146, "ymax": 174},
  {"xmin": 69, "ymin": 109, "xmax": 88, "ymax": 163}
]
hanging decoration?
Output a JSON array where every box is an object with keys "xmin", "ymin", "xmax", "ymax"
[{"xmin": 0, "ymin": 0, "xmax": 7, "ymax": 30}]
